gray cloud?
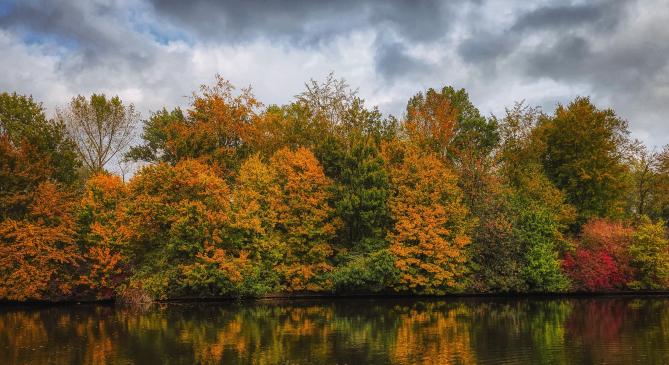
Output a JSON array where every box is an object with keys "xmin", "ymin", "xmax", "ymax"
[
  {"xmin": 511, "ymin": 1, "xmax": 624, "ymax": 33},
  {"xmin": 524, "ymin": 36, "xmax": 591, "ymax": 80},
  {"xmin": 0, "ymin": 0, "xmax": 667, "ymax": 150},
  {"xmin": 148, "ymin": 0, "xmax": 458, "ymax": 45},
  {"xmin": 457, "ymin": 31, "xmax": 516, "ymax": 65},
  {"xmin": 457, "ymin": 0, "xmax": 629, "ymax": 66},
  {"xmin": 374, "ymin": 37, "xmax": 432, "ymax": 81},
  {"xmin": 0, "ymin": 1, "xmax": 148, "ymax": 61},
  {"xmin": 450, "ymin": 0, "xmax": 669, "ymax": 147}
]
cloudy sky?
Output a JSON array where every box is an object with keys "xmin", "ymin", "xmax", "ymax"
[{"xmin": 1, "ymin": 0, "xmax": 668, "ymax": 148}]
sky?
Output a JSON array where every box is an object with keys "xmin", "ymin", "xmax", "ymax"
[{"xmin": 1, "ymin": 0, "xmax": 668, "ymax": 148}]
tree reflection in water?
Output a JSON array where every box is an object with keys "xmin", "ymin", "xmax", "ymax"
[{"xmin": 2, "ymin": 297, "xmax": 669, "ymax": 364}]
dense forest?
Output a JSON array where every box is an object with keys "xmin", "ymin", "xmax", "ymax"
[{"xmin": 2, "ymin": 74, "xmax": 669, "ymax": 302}]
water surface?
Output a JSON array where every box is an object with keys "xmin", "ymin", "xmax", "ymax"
[{"xmin": 2, "ymin": 296, "xmax": 669, "ymax": 364}]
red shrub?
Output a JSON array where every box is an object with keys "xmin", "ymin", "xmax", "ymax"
[
  {"xmin": 563, "ymin": 249, "xmax": 628, "ymax": 290},
  {"xmin": 563, "ymin": 219, "xmax": 634, "ymax": 291}
]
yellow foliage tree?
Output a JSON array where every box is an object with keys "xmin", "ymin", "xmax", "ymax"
[{"xmin": 231, "ymin": 154, "xmax": 282, "ymax": 262}]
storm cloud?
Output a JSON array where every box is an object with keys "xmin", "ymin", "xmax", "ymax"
[
  {"xmin": 1, "ymin": 0, "xmax": 668, "ymax": 147},
  {"xmin": 148, "ymin": 0, "xmax": 459, "ymax": 44}
]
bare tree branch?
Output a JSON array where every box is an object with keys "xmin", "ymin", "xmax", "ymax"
[{"xmin": 57, "ymin": 94, "xmax": 138, "ymax": 173}]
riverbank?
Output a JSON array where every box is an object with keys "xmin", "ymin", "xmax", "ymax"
[{"xmin": 5, "ymin": 290, "xmax": 669, "ymax": 306}]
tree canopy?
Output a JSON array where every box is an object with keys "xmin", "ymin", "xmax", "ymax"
[{"xmin": 2, "ymin": 76, "xmax": 669, "ymax": 301}]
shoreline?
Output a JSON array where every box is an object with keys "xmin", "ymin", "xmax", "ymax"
[{"xmin": 4, "ymin": 290, "xmax": 669, "ymax": 307}]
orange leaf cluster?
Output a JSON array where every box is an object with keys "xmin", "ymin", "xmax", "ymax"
[
  {"xmin": 78, "ymin": 174, "xmax": 131, "ymax": 298},
  {"xmin": 0, "ymin": 183, "xmax": 79, "ymax": 300},
  {"xmin": 384, "ymin": 144, "xmax": 471, "ymax": 294}
]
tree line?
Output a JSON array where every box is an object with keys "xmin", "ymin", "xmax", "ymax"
[{"xmin": 2, "ymin": 74, "xmax": 669, "ymax": 301}]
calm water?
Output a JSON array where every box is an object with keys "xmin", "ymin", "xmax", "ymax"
[{"xmin": 2, "ymin": 296, "xmax": 669, "ymax": 364}]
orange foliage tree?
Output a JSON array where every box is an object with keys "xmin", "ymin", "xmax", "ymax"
[
  {"xmin": 383, "ymin": 142, "xmax": 472, "ymax": 294},
  {"xmin": 0, "ymin": 183, "xmax": 79, "ymax": 300},
  {"xmin": 124, "ymin": 159, "xmax": 241, "ymax": 298},
  {"xmin": 186, "ymin": 75, "xmax": 261, "ymax": 170},
  {"xmin": 0, "ymin": 93, "xmax": 81, "ymax": 301},
  {"xmin": 77, "ymin": 174, "xmax": 131, "ymax": 299},
  {"xmin": 0, "ymin": 93, "xmax": 80, "ymax": 219},
  {"xmin": 404, "ymin": 91, "xmax": 458, "ymax": 159},
  {"xmin": 0, "ymin": 136, "xmax": 53, "ymax": 218},
  {"xmin": 270, "ymin": 147, "xmax": 338, "ymax": 291},
  {"xmin": 126, "ymin": 76, "xmax": 261, "ymax": 176}
]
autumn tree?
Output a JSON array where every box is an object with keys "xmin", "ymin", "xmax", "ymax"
[
  {"xmin": 405, "ymin": 86, "xmax": 498, "ymax": 163},
  {"xmin": 228, "ymin": 153, "xmax": 283, "ymax": 294},
  {"xmin": 404, "ymin": 86, "xmax": 498, "ymax": 215},
  {"xmin": 124, "ymin": 160, "xmax": 241, "ymax": 298},
  {"xmin": 0, "ymin": 183, "xmax": 79, "ymax": 300},
  {"xmin": 0, "ymin": 93, "xmax": 82, "ymax": 301},
  {"xmin": 625, "ymin": 146, "xmax": 669, "ymax": 222},
  {"xmin": 230, "ymin": 149, "xmax": 344, "ymax": 293},
  {"xmin": 57, "ymin": 94, "xmax": 137, "ymax": 173},
  {"xmin": 270, "ymin": 147, "xmax": 338, "ymax": 291},
  {"xmin": 538, "ymin": 97, "xmax": 631, "ymax": 221},
  {"xmin": 404, "ymin": 87, "xmax": 509, "ymax": 293},
  {"xmin": 126, "ymin": 76, "xmax": 261, "ymax": 177},
  {"xmin": 384, "ymin": 143, "xmax": 472, "ymax": 294},
  {"xmin": 1, "ymin": 93, "xmax": 80, "ymax": 219},
  {"xmin": 77, "ymin": 173, "xmax": 131, "ymax": 299},
  {"xmin": 628, "ymin": 216, "xmax": 669, "ymax": 290},
  {"xmin": 187, "ymin": 75, "xmax": 261, "ymax": 170},
  {"xmin": 248, "ymin": 103, "xmax": 327, "ymax": 157}
]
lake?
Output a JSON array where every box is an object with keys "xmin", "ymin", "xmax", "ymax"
[{"xmin": 2, "ymin": 296, "xmax": 668, "ymax": 364}]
